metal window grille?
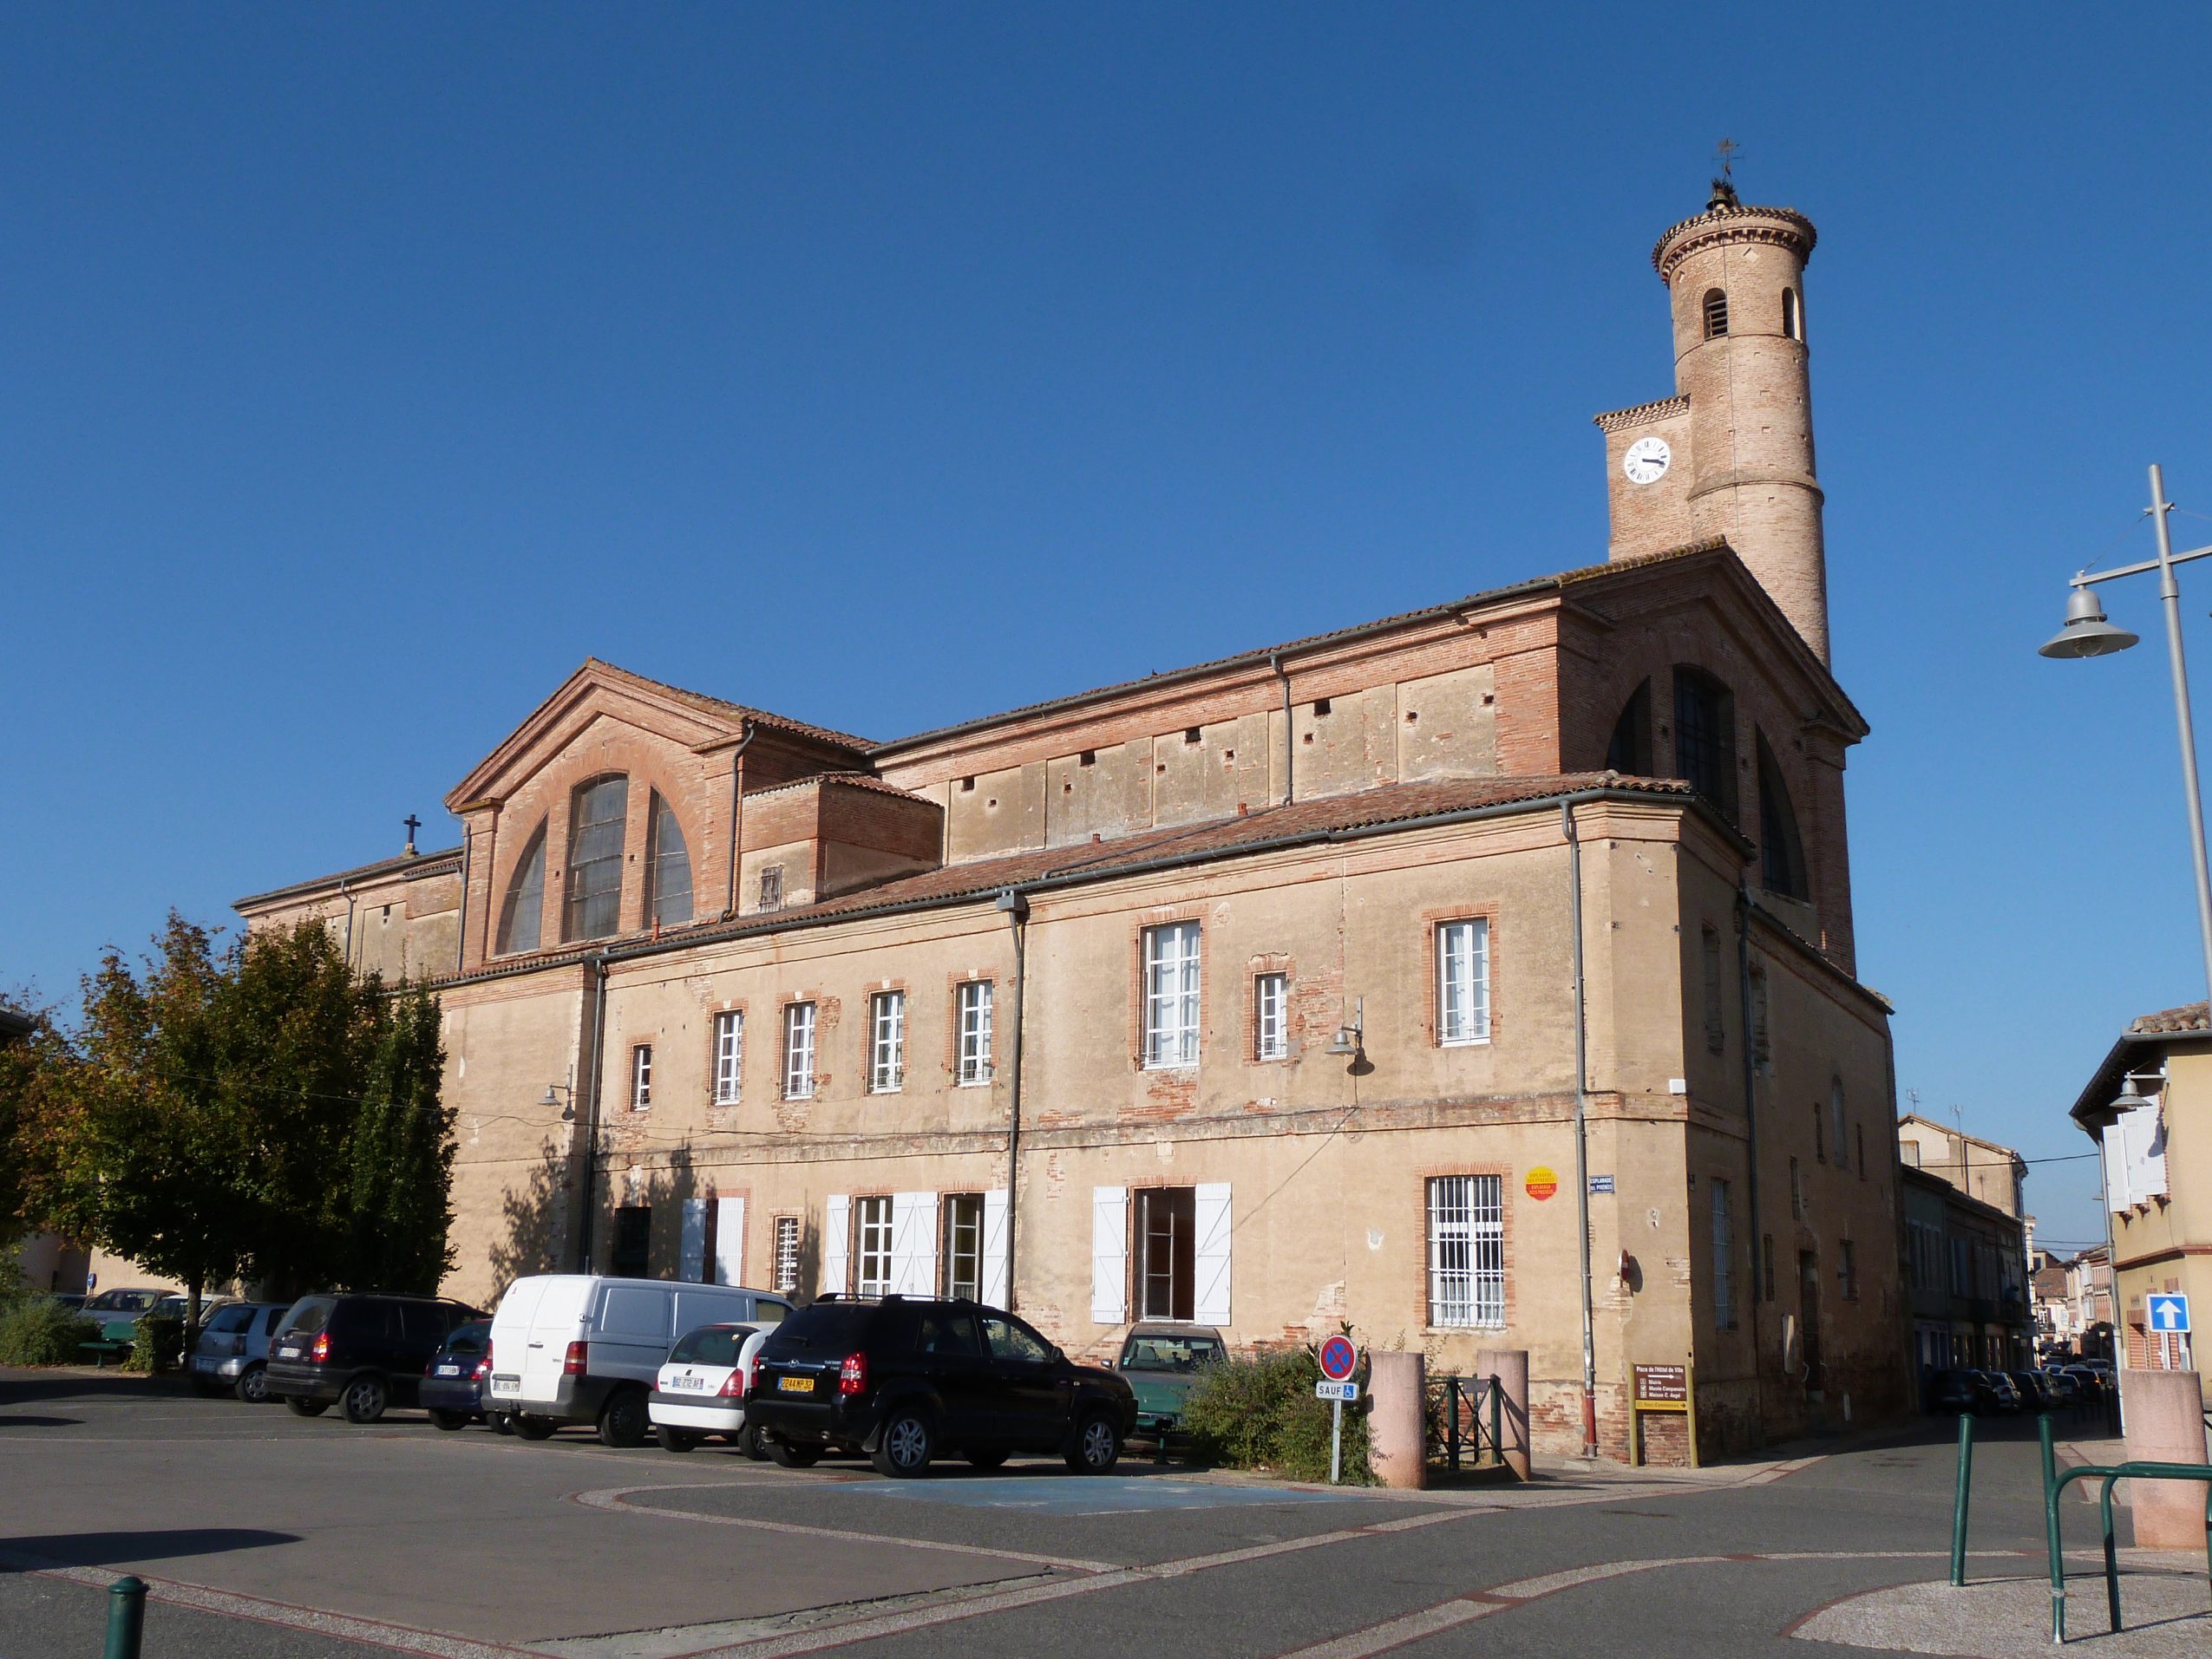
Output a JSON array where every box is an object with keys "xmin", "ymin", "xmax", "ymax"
[
  {"xmin": 1426, "ymin": 1175, "xmax": 1504, "ymax": 1329},
  {"xmin": 631, "ymin": 1045, "xmax": 651, "ymax": 1110},
  {"xmin": 956, "ymin": 981, "xmax": 993, "ymax": 1086},
  {"xmin": 944, "ymin": 1193, "xmax": 984, "ymax": 1300},
  {"xmin": 782, "ymin": 1003, "xmax": 816, "ymax": 1101},
  {"xmin": 1703, "ymin": 288, "xmax": 1729, "ymax": 337},
  {"xmin": 870, "ymin": 991, "xmax": 906, "ymax": 1092},
  {"xmin": 645, "ymin": 793, "xmax": 692, "ymax": 928},
  {"xmin": 1711, "ymin": 1179, "xmax": 1734, "ymax": 1329},
  {"xmin": 565, "ymin": 776, "xmax": 629, "ymax": 941},
  {"xmin": 1143, "ymin": 922, "xmax": 1202, "ymax": 1068},
  {"xmin": 496, "ymin": 826, "xmax": 546, "ymax": 955},
  {"xmin": 773, "ymin": 1216, "xmax": 800, "ymax": 1295},
  {"xmin": 854, "ymin": 1196, "xmax": 893, "ymax": 1297},
  {"xmin": 1436, "ymin": 920, "xmax": 1490, "ymax": 1045},
  {"xmin": 712, "ymin": 1011, "xmax": 743, "ymax": 1105},
  {"xmin": 1254, "ymin": 973, "xmax": 1288, "ymax": 1060}
]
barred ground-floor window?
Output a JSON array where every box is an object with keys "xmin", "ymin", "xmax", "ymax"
[{"xmin": 1426, "ymin": 1174, "xmax": 1504, "ymax": 1328}]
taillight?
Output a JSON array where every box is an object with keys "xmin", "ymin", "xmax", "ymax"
[
  {"xmin": 719, "ymin": 1363, "xmax": 749, "ymax": 1400},
  {"xmin": 837, "ymin": 1352, "xmax": 867, "ymax": 1396},
  {"xmin": 564, "ymin": 1340, "xmax": 587, "ymax": 1376},
  {"xmin": 310, "ymin": 1333, "xmax": 330, "ymax": 1364},
  {"xmin": 473, "ymin": 1357, "xmax": 491, "ymax": 1381}
]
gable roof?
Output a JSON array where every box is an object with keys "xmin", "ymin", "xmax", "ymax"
[
  {"xmin": 234, "ymin": 846, "xmax": 462, "ymax": 913},
  {"xmin": 2066, "ymin": 999, "xmax": 2212, "ymax": 1131}
]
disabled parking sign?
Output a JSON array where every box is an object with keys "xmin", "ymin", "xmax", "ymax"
[{"xmin": 2146, "ymin": 1293, "xmax": 2189, "ymax": 1333}]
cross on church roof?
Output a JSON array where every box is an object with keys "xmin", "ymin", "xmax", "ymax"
[{"xmin": 403, "ymin": 813, "xmax": 421, "ymax": 854}]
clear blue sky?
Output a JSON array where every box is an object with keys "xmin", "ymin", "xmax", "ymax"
[{"xmin": 8, "ymin": 6, "xmax": 2209, "ymax": 1249}]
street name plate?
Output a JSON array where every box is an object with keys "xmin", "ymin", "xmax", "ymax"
[{"xmin": 1633, "ymin": 1362, "xmax": 1687, "ymax": 1406}]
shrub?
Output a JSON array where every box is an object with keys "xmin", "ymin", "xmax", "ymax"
[
  {"xmin": 128, "ymin": 1313, "xmax": 187, "ymax": 1374},
  {"xmin": 1180, "ymin": 1342, "xmax": 1374, "ymax": 1484},
  {"xmin": 0, "ymin": 1298, "xmax": 101, "ymax": 1367}
]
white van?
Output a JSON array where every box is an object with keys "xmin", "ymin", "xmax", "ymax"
[{"xmin": 487, "ymin": 1276, "xmax": 793, "ymax": 1446}]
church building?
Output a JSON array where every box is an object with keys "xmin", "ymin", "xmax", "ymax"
[{"xmin": 239, "ymin": 186, "xmax": 1909, "ymax": 1460}]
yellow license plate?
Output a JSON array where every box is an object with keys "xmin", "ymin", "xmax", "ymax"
[{"xmin": 776, "ymin": 1375, "xmax": 815, "ymax": 1394}]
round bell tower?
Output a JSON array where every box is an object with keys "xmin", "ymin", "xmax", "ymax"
[{"xmin": 1654, "ymin": 186, "xmax": 1829, "ymax": 663}]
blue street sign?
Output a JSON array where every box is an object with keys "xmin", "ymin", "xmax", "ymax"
[
  {"xmin": 2146, "ymin": 1293, "xmax": 2189, "ymax": 1334},
  {"xmin": 1315, "ymin": 1380, "xmax": 1360, "ymax": 1401}
]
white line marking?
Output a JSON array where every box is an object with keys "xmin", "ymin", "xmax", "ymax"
[{"xmin": 1268, "ymin": 1597, "xmax": 1505, "ymax": 1658}]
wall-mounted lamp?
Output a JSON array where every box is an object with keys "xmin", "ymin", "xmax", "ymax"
[
  {"xmin": 1325, "ymin": 996, "xmax": 1365, "ymax": 1063},
  {"xmin": 540, "ymin": 1079, "xmax": 576, "ymax": 1121}
]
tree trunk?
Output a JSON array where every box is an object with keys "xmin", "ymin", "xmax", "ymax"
[{"xmin": 186, "ymin": 1275, "xmax": 203, "ymax": 1355}]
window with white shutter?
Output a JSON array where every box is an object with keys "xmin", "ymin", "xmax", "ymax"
[
  {"xmin": 782, "ymin": 1003, "xmax": 816, "ymax": 1101},
  {"xmin": 712, "ymin": 1010, "xmax": 743, "ymax": 1105},
  {"xmin": 1090, "ymin": 1186, "xmax": 1129, "ymax": 1324},
  {"xmin": 869, "ymin": 991, "xmax": 906, "ymax": 1093},
  {"xmin": 1143, "ymin": 922, "xmax": 1202, "ymax": 1068},
  {"xmin": 854, "ymin": 1196, "xmax": 893, "ymax": 1297},
  {"xmin": 1436, "ymin": 921, "xmax": 1490, "ymax": 1046},
  {"xmin": 956, "ymin": 981, "xmax": 994, "ymax": 1086}
]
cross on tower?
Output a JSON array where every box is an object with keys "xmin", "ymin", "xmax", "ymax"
[{"xmin": 403, "ymin": 813, "xmax": 422, "ymax": 854}]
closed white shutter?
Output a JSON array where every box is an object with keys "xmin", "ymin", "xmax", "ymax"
[
  {"xmin": 2125, "ymin": 1104, "xmax": 2169, "ymax": 1201},
  {"xmin": 981, "ymin": 1188, "xmax": 1010, "ymax": 1307},
  {"xmin": 823, "ymin": 1194, "xmax": 850, "ymax": 1297},
  {"xmin": 2102, "ymin": 1125, "xmax": 2133, "ymax": 1212},
  {"xmin": 1193, "ymin": 1182, "xmax": 1232, "ymax": 1326},
  {"xmin": 891, "ymin": 1192, "xmax": 938, "ymax": 1296},
  {"xmin": 713, "ymin": 1196, "xmax": 746, "ymax": 1286},
  {"xmin": 679, "ymin": 1198, "xmax": 709, "ymax": 1283},
  {"xmin": 1091, "ymin": 1186, "xmax": 1128, "ymax": 1325}
]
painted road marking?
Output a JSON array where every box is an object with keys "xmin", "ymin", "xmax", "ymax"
[{"xmin": 850, "ymin": 1476, "xmax": 1371, "ymax": 1514}]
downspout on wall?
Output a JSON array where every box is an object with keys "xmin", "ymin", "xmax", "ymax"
[
  {"xmin": 574, "ymin": 953, "xmax": 610, "ymax": 1273},
  {"xmin": 996, "ymin": 887, "xmax": 1030, "ymax": 1310},
  {"xmin": 1562, "ymin": 802, "xmax": 1598, "ymax": 1458},
  {"xmin": 1736, "ymin": 880, "xmax": 1769, "ymax": 1449},
  {"xmin": 1269, "ymin": 650, "xmax": 1294, "ymax": 806},
  {"xmin": 723, "ymin": 721, "xmax": 756, "ymax": 919}
]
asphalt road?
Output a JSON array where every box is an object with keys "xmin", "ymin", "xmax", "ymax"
[{"xmin": 0, "ymin": 1368, "xmax": 2201, "ymax": 1659}]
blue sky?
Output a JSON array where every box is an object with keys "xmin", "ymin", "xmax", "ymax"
[{"xmin": 7, "ymin": 5, "xmax": 2209, "ymax": 1248}]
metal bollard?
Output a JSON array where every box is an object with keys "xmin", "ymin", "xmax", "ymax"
[
  {"xmin": 1489, "ymin": 1374, "xmax": 1502, "ymax": 1469},
  {"xmin": 2039, "ymin": 1414, "xmax": 2065, "ymax": 1644},
  {"xmin": 1949, "ymin": 1413, "xmax": 1974, "ymax": 1587},
  {"xmin": 104, "ymin": 1575, "xmax": 146, "ymax": 1659}
]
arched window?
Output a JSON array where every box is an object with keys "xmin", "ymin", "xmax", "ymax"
[
  {"xmin": 565, "ymin": 774, "xmax": 630, "ymax": 942},
  {"xmin": 1702, "ymin": 288, "xmax": 1729, "ymax": 339},
  {"xmin": 646, "ymin": 792, "xmax": 692, "ymax": 929},
  {"xmin": 1782, "ymin": 286, "xmax": 1803, "ymax": 343},
  {"xmin": 1605, "ymin": 679, "xmax": 1652, "ymax": 775},
  {"xmin": 1757, "ymin": 733, "xmax": 1809, "ymax": 899},
  {"xmin": 495, "ymin": 822, "xmax": 546, "ymax": 956},
  {"xmin": 1672, "ymin": 668, "xmax": 1738, "ymax": 822}
]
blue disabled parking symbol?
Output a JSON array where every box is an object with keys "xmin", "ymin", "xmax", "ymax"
[{"xmin": 2146, "ymin": 1292, "xmax": 2189, "ymax": 1334}]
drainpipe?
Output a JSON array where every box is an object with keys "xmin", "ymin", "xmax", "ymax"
[
  {"xmin": 995, "ymin": 887, "xmax": 1030, "ymax": 1310},
  {"xmin": 339, "ymin": 878, "xmax": 357, "ymax": 970},
  {"xmin": 1562, "ymin": 802, "xmax": 1598, "ymax": 1458},
  {"xmin": 453, "ymin": 822, "xmax": 472, "ymax": 976},
  {"xmin": 575, "ymin": 953, "xmax": 610, "ymax": 1272},
  {"xmin": 1269, "ymin": 651, "xmax": 1294, "ymax": 805},
  {"xmin": 723, "ymin": 720, "xmax": 756, "ymax": 919},
  {"xmin": 1736, "ymin": 880, "xmax": 1769, "ymax": 1447}
]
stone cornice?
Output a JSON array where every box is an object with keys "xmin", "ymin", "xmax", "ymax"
[
  {"xmin": 1593, "ymin": 395, "xmax": 1689, "ymax": 434},
  {"xmin": 1652, "ymin": 203, "xmax": 1817, "ymax": 280}
]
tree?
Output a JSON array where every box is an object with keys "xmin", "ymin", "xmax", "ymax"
[{"xmin": 344, "ymin": 987, "xmax": 455, "ymax": 1293}]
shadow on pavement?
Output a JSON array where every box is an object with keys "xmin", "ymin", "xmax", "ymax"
[
  {"xmin": 0, "ymin": 1371, "xmax": 192, "ymax": 1408},
  {"xmin": 0, "ymin": 1528, "xmax": 300, "ymax": 1571},
  {"xmin": 0, "ymin": 1415, "xmax": 82, "ymax": 1429}
]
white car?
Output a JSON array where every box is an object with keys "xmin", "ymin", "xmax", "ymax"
[{"xmin": 649, "ymin": 1323, "xmax": 771, "ymax": 1455}]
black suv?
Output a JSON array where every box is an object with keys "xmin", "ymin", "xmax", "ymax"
[
  {"xmin": 746, "ymin": 1297, "xmax": 1136, "ymax": 1478},
  {"xmin": 265, "ymin": 1293, "xmax": 486, "ymax": 1425}
]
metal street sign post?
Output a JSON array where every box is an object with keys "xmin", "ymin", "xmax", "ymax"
[{"xmin": 1317, "ymin": 1337, "xmax": 1361, "ymax": 1484}]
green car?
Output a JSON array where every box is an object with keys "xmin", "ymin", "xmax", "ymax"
[
  {"xmin": 82, "ymin": 1287, "xmax": 167, "ymax": 1344},
  {"xmin": 1115, "ymin": 1323, "xmax": 1227, "ymax": 1439}
]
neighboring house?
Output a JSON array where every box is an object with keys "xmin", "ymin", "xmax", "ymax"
[
  {"xmin": 233, "ymin": 186, "xmax": 1911, "ymax": 1462},
  {"xmin": 2065, "ymin": 1245, "xmax": 2116, "ymax": 1359},
  {"xmin": 2032, "ymin": 1255, "xmax": 2072, "ymax": 1348},
  {"xmin": 2068, "ymin": 1004, "xmax": 2208, "ymax": 1383},
  {"xmin": 1901, "ymin": 1160, "xmax": 2033, "ymax": 1375}
]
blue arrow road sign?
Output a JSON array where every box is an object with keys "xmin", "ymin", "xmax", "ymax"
[{"xmin": 2146, "ymin": 1293, "xmax": 2189, "ymax": 1333}]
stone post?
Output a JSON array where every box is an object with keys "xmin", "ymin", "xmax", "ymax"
[
  {"xmin": 1368, "ymin": 1350, "xmax": 1427, "ymax": 1490},
  {"xmin": 2118, "ymin": 1368, "xmax": 2208, "ymax": 1551},
  {"xmin": 1477, "ymin": 1348, "xmax": 1532, "ymax": 1479}
]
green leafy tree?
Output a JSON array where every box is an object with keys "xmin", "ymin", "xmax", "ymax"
[{"xmin": 344, "ymin": 987, "xmax": 455, "ymax": 1293}]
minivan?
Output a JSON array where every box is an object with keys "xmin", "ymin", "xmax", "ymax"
[
  {"xmin": 487, "ymin": 1276, "xmax": 793, "ymax": 1447},
  {"xmin": 265, "ymin": 1293, "xmax": 487, "ymax": 1423}
]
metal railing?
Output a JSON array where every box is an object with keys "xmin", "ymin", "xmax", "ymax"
[
  {"xmin": 2039, "ymin": 1412, "xmax": 2212, "ymax": 1643},
  {"xmin": 1424, "ymin": 1374, "xmax": 1503, "ymax": 1472}
]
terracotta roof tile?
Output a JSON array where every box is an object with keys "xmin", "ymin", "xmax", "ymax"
[
  {"xmin": 234, "ymin": 846, "xmax": 462, "ymax": 913},
  {"xmin": 2130, "ymin": 1001, "xmax": 2209, "ymax": 1035},
  {"xmin": 746, "ymin": 772, "xmax": 932, "ymax": 803},
  {"xmin": 586, "ymin": 659, "xmax": 875, "ymax": 752}
]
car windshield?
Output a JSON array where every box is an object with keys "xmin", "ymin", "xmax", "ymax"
[
  {"xmin": 1119, "ymin": 1333, "xmax": 1225, "ymax": 1372},
  {"xmin": 442, "ymin": 1321, "xmax": 492, "ymax": 1356},
  {"xmin": 761, "ymin": 1303, "xmax": 877, "ymax": 1353},
  {"xmin": 280, "ymin": 1296, "xmax": 337, "ymax": 1337},
  {"xmin": 85, "ymin": 1290, "xmax": 160, "ymax": 1313},
  {"xmin": 669, "ymin": 1325, "xmax": 754, "ymax": 1366}
]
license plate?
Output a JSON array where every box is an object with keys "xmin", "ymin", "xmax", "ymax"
[
  {"xmin": 277, "ymin": 1345, "xmax": 300, "ymax": 1360},
  {"xmin": 490, "ymin": 1374, "xmax": 520, "ymax": 1395},
  {"xmin": 670, "ymin": 1375, "xmax": 706, "ymax": 1391},
  {"xmin": 435, "ymin": 1364, "xmax": 461, "ymax": 1377},
  {"xmin": 776, "ymin": 1375, "xmax": 815, "ymax": 1394}
]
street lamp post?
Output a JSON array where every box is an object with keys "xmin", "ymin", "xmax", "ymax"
[{"xmin": 2041, "ymin": 463, "xmax": 2212, "ymax": 1012}]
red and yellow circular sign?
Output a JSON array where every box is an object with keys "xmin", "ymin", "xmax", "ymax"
[{"xmin": 1524, "ymin": 1166, "xmax": 1559, "ymax": 1201}]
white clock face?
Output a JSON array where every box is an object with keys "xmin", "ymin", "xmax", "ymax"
[{"xmin": 1623, "ymin": 436, "xmax": 1672, "ymax": 486}]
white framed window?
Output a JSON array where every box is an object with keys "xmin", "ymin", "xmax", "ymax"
[
  {"xmin": 782, "ymin": 1003, "xmax": 816, "ymax": 1101},
  {"xmin": 1711, "ymin": 1178, "xmax": 1735, "ymax": 1329},
  {"xmin": 854, "ymin": 1196, "xmax": 893, "ymax": 1297},
  {"xmin": 868, "ymin": 990, "xmax": 906, "ymax": 1093},
  {"xmin": 956, "ymin": 980, "xmax": 994, "ymax": 1086},
  {"xmin": 1426, "ymin": 1174, "xmax": 1504, "ymax": 1328},
  {"xmin": 630, "ymin": 1044, "xmax": 652, "ymax": 1110},
  {"xmin": 712, "ymin": 1010, "xmax": 743, "ymax": 1106},
  {"xmin": 1254, "ymin": 972, "xmax": 1288, "ymax": 1061},
  {"xmin": 1436, "ymin": 919, "xmax": 1491, "ymax": 1046},
  {"xmin": 1143, "ymin": 921, "xmax": 1202, "ymax": 1069},
  {"xmin": 943, "ymin": 1192, "xmax": 985, "ymax": 1299},
  {"xmin": 772, "ymin": 1216, "xmax": 801, "ymax": 1295}
]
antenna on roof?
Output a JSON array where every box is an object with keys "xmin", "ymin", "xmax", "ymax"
[{"xmin": 1709, "ymin": 138, "xmax": 1741, "ymax": 209}]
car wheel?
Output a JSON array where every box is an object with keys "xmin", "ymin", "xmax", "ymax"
[
  {"xmin": 1065, "ymin": 1410, "xmax": 1121, "ymax": 1475},
  {"xmin": 656, "ymin": 1425, "xmax": 700, "ymax": 1453},
  {"xmin": 732, "ymin": 1422, "xmax": 768, "ymax": 1460},
  {"xmin": 284, "ymin": 1395, "xmax": 330, "ymax": 1418},
  {"xmin": 429, "ymin": 1409, "xmax": 472, "ymax": 1432},
  {"xmin": 965, "ymin": 1448, "xmax": 1009, "ymax": 1471},
  {"xmin": 490, "ymin": 1412, "xmax": 514, "ymax": 1435},
  {"xmin": 597, "ymin": 1388, "xmax": 648, "ymax": 1448},
  {"xmin": 871, "ymin": 1408, "xmax": 934, "ymax": 1479},
  {"xmin": 234, "ymin": 1363, "xmax": 269, "ymax": 1405},
  {"xmin": 512, "ymin": 1414, "xmax": 556, "ymax": 1440},
  {"xmin": 341, "ymin": 1373, "xmax": 389, "ymax": 1425},
  {"xmin": 768, "ymin": 1437, "xmax": 821, "ymax": 1468}
]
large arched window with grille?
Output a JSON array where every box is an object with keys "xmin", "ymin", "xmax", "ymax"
[
  {"xmin": 495, "ymin": 821, "xmax": 547, "ymax": 955},
  {"xmin": 1757, "ymin": 733, "xmax": 1809, "ymax": 899},
  {"xmin": 646, "ymin": 792, "xmax": 692, "ymax": 929},
  {"xmin": 1672, "ymin": 667, "xmax": 1738, "ymax": 822},
  {"xmin": 1702, "ymin": 287, "xmax": 1729, "ymax": 339},
  {"xmin": 565, "ymin": 775, "xmax": 630, "ymax": 942}
]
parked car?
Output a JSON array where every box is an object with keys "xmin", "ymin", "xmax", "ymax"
[
  {"xmin": 1114, "ymin": 1323, "xmax": 1226, "ymax": 1441},
  {"xmin": 745, "ymin": 1296, "xmax": 1138, "ymax": 1478},
  {"xmin": 2062, "ymin": 1365, "xmax": 2112, "ymax": 1403},
  {"xmin": 46, "ymin": 1293, "xmax": 86, "ymax": 1313},
  {"xmin": 2039, "ymin": 1368, "xmax": 2084, "ymax": 1407},
  {"xmin": 265, "ymin": 1293, "xmax": 486, "ymax": 1424},
  {"xmin": 421, "ymin": 1320, "xmax": 497, "ymax": 1431},
  {"xmin": 188, "ymin": 1302, "xmax": 290, "ymax": 1401},
  {"xmin": 82, "ymin": 1288, "xmax": 167, "ymax": 1344},
  {"xmin": 2008, "ymin": 1369, "xmax": 2058, "ymax": 1410},
  {"xmin": 650, "ymin": 1323, "xmax": 772, "ymax": 1454},
  {"xmin": 1926, "ymin": 1368, "xmax": 1999, "ymax": 1414},
  {"xmin": 1980, "ymin": 1369, "xmax": 2024, "ymax": 1413},
  {"xmin": 487, "ymin": 1276, "xmax": 794, "ymax": 1447}
]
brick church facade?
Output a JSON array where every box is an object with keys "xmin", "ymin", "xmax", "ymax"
[{"xmin": 239, "ymin": 186, "xmax": 1910, "ymax": 1460}]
